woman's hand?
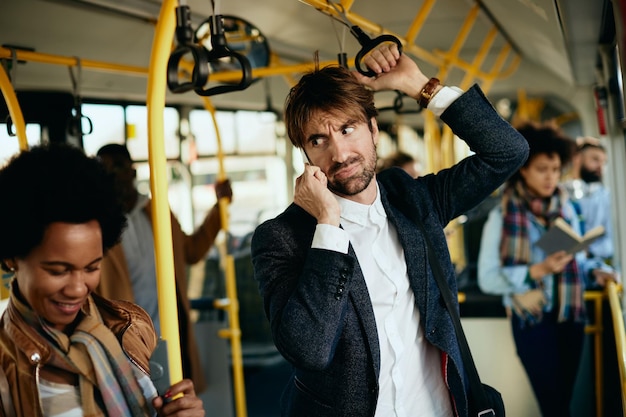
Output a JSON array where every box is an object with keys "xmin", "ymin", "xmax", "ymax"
[
  {"xmin": 530, "ymin": 250, "xmax": 574, "ymax": 279},
  {"xmin": 512, "ymin": 289, "xmax": 546, "ymax": 318},
  {"xmin": 153, "ymin": 379, "xmax": 205, "ymax": 417},
  {"xmin": 593, "ymin": 268, "xmax": 618, "ymax": 287}
]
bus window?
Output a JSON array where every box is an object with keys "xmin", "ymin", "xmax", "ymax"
[
  {"xmin": 190, "ymin": 109, "xmax": 236, "ymax": 155},
  {"xmin": 235, "ymin": 110, "xmax": 277, "ymax": 154},
  {"xmin": 189, "ymin": 155, "xmax": 287, "ymax": 238},
  {"xmin": 189, "ymin": 108, "xmax": 287, "ymax": 237},
  {"xmin": 126, "ymin": 105, "xmax": 180, "ymax": 161},
  {"xmin": 81, "ymin": 103, "xmax": 125, "ymax": 155},
  {"xmin": 0, "ymin": 124, "xmax": 42, "ymax": 167}
]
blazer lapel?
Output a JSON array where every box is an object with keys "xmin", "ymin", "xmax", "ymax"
[
  {"xmin": 346, "ymin": 244, "xmax": 381, "ymax": 379},
  {"xmin": 381, "ymin": 190, "xmax": 431, "ymax": 326}
]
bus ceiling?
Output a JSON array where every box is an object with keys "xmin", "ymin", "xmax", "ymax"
[{"xmin": 0, "ymin": 0, "xmax": 618, "ymax": 118}]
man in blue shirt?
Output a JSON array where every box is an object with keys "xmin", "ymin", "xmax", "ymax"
[{"xmin": 564, "ymin": 139, "xmax": 614, "ymax": 263}]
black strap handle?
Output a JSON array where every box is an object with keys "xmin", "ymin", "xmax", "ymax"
[
  {"xmin": 351, "ymin": 26, "xmax": 403, "ymax": 77},
  {"xmin": 194, "ymin": 15, "xmax": 252, "ymax": 97},
  {"xmin": 167, "ymin": 5, "xmax": 210, "ymax": 94}
]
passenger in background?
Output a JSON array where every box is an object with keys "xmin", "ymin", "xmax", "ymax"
[
  {"xmin": 477, "ymin": 122, "xmax": 617, "ymax": 416},
  {"xmin": 376, "ymin": 150, "xmax": 421, "ymax": 178},
  {"xmin": 96, "ymin": 143, "xmax": 233, "ymax": 393},
  {"xmin": 251, "ymin": 43, "xmax": 528, "ymax": 417},
  {"xmin": 563, "ymin": 138, "xmax": 614, "ymax": 263},
  {"xmin": 0, "ymin": 143, "xmax": 205, "ymax": 417}
]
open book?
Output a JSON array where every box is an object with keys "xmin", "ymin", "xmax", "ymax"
[{"xmin": 536, "ymin": 217, "xmax": 605, "ymax": 255}]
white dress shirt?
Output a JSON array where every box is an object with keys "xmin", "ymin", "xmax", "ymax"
[{"xmin": 312, "ymin": 187, "xmax": 453, "ymax": 416}]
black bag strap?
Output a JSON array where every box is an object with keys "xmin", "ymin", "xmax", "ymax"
[{"xmin": 398, "ymin": 204, "xmax": 495, "ymax": 416}]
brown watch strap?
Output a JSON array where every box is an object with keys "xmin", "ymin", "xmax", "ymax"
[{"xmin": 418, "ymin": 77, "xmax": 440, "ymax": 108}]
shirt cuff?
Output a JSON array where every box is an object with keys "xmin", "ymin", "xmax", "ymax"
[
  {"xmin": 311, "ymin": 224, "xmax": 350, "ymax": 254},
  {"xmin": 427, "ymin": 86, "xmax": 464, "ymax": 117}
]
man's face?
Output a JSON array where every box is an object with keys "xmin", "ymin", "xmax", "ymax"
[
  {"xmin": 302, "ymin": 111, "xmax": 379, "ymax": 199},
  {"xmin": 98, "ymin": 153, "xmax": 137, "ymax": 208},
  {"xmin": 580, "ymin": 147, "xmax": 607, "ymax": 183}
]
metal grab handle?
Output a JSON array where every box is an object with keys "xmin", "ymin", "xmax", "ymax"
[
  {"xmin": 67, "ymin": 114, "xmax": 93, "ymax": 137},
  {"xmin": 5, "ymin": 115, "xmax": 15, "ymax": 137},
  {"xmin": 351, "ymin": 26, "xmax": 403, "ymax": 77},
  {"xmin": 194, "ymin": 15, "xmax": 253, "ymax": 97},
  {"xmin": 166, "ymin": 5, "xmax": 210, "ymax": 93}
]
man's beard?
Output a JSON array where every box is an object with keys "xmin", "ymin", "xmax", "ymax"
[
  {"xmin": 327, "ymin": 153, "xmax": 377, "ymax": 197},
  {"xmin": 580, "ymin": 166, "xmax": 602, "ymax": 183}
]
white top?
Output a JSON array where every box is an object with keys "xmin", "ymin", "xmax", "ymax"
[{"xmin": 313, "ymin": 187, "xmax": 453, "ymax": 417}]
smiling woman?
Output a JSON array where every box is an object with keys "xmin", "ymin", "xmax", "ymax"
[{"xmin": 0, "ymin": 143, "xmax": 206, "ymax": 417}]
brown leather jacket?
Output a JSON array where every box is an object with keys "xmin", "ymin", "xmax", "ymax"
[
  {"xmin": 0, "ymin": 293, "xmax": 157, "ymax": 417},
  {"xmin": 97, "ymin": 201, "xmax": 222, "ymax": 393}
]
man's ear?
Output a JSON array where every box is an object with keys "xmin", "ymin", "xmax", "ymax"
[{"xmin": 370, "ymin": 117, "xmax": 379, "ymax": 145}]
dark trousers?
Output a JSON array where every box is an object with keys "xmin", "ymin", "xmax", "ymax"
[{"xmin": 512, "ymin": 311, "xmax": 585, "ymax": 417}]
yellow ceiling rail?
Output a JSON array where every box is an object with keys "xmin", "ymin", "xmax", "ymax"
[
  {"xmin": 0, "ymin": 45, "xmax": 346, "ymax": 88},
  {"xmin": 405, "ymin": 0, "xmax": 436, "ymax": 45},
  {"xmin": 0, "ymin": 47, "xmax": 147, "ymax": 77},
  {"xmin": 299, "ymin": 0, "xmax": 519, "ymax": 82},
  {"xmin": 435, "ymin": 3, "xmax": 480, "ymax": 83},
  {"xmin": 148, "ymin": 0, "xmax": 183, "ymax": 386},
  {"xmin": 0, "ymin": 65, "xmax": 27, "ymax": 151}
]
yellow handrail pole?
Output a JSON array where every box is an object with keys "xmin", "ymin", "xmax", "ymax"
[
  {"xmin": 147, "ymin": 0, "xmax": 183, "ymax": 385},
  {"xmin": 202, "ymin": 97, "xmax": 248, "ymax": 417},
  {"xmin": 607, "ymin": 281, "xmax": 626, "ymax": 415},
  {"xmin": 584, "ymin": 290, "xmax": 605, "ymax": 417},
  {"xmin": 0, "ymin": 65, "xmax": 27, "ymax": 151}
]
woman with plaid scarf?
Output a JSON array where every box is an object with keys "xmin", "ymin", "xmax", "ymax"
[{"xmin": 477, "ymin": 121, "xmax": 617, "ymax": 417}]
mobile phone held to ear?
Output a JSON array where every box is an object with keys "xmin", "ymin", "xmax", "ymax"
[{"xmin": 300, "ymin": 148, "xmax": 311, "ymax": 165}]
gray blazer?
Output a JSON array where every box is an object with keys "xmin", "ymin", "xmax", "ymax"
[{"xmin": 251, "ymin": 85, "xmax": 529, "ymax": 417}]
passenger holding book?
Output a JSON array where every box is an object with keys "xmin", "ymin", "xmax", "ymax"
[{"xmin": 477, "ymin": 121, "xmax": 617, "ymax": 417}]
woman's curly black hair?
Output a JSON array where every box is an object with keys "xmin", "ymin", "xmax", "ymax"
[
  {"xmin": 0, "ymin": 143, "xmax": 127, "ymax": 271},
  {"xmin": 506, "ymin": 121, "xmax": 577, "ymax": 186}
]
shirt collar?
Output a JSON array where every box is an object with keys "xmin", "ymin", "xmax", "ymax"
[{"xmin": 335, "ymin": 182, "xmax": 387, "ymax": 227}]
